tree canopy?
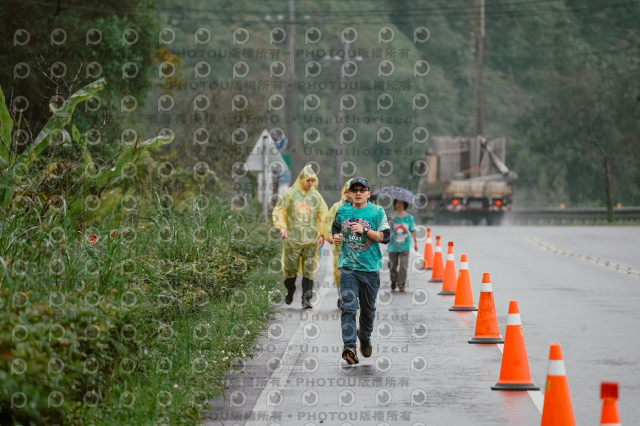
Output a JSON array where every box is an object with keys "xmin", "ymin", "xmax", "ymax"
[{"xmin": 2, "ymin": 0, "xmax": 639, "ymax": 207}]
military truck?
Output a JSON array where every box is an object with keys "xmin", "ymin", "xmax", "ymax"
[{"xmin": 417, "ymin": 136, "xmax": 518, "ymax": 225}]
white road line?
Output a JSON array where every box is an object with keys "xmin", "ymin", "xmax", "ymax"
[
  {"xmin": 244, "ymin": 258, "xmax": 333, "ymax": 425},
  {"xmin": 528, "ymin": 389, "xmax": 545, "ymax": 413},
  {"xmin": 523, "ymin": 235, "xmax": 640, "ymax": 279}
]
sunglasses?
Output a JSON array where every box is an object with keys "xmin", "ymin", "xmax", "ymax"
[{"xmin": 349, "ymin": 187, "xmax": 369, "ymax": 193}]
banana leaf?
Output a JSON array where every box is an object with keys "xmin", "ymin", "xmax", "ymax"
[
  {"xmin": 0, "ymin": 78, "xmax": 106, "ymax": 210},
  {"xmin": 91, "ymin": 134, "xmax": 174, "ymax": 190},
  {"xmin": 0, "ymin": 83, "xmax": 13, "ymax": 169},
  {"xmin": 71, "ymin": 124, "xmax": 96, "ymax": 176}
]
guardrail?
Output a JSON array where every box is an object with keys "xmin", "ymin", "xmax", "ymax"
[{"xmin": 505, "ymin": 207, "xmax": 640, "ymax": 225}]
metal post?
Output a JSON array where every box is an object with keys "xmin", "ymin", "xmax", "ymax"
[
  {"xmin": 337, "ymin": 42, "xmax": 350, "ymax": 194},
  {"xmin": 262, "ymin": 134, "xmax": 269, "ymax": 222},
  {"xmin": 474, "ymin": 0, "xmax": 485, "ymax": 137},
  {"xmin": 285, "ymin": 0, "xmax": 297, "ymax": 175}
]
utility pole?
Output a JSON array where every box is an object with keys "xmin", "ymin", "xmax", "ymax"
[
  {"xmin": 336, "ymin": 42, "xmax": 350, "ymax": 193},
  {"xmin": 285, "ymin": 0, "xmax": 297, "ymax": 175},
  {"xmin": 474, "ymin": 0, "xmax": 485, "ymax": 137}
]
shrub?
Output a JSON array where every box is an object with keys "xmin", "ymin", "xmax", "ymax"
[{"xmin": 0, "ymin": 287, "xmax": 142, "ymax": 424}]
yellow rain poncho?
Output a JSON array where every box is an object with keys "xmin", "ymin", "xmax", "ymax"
[
  {"xmin": 324, "ymin": 179, "xmax": 352, "ymax": 286},
  {"xmin": 272, "ymin": 165, "xmax": 328, "ymax": 280}
]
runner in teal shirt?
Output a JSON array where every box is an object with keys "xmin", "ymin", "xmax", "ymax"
[
  {"xmin": 334, "ymin": 202, "xmax": 389, "ymax": 272},
  {"xmin": 331, "ymin": 177, "xmax": 390, "ymax": 365}
]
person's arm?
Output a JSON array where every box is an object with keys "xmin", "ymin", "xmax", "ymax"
[
  {"xmin": 324, "ymin": 203, "xmax": 338, "ymax": 244},
  {"xmin": 272, "ymin": 191, "xmax": 290, "ymax": 239},
  {"xmin": 331, "ymin": 215, "xmax": 341, "ymax": 236},
  {"xmin": 380, "ymin": 229, "xmax": 391, "ymax": 244},
  {"xmin": 331, "ymin": 212, "xmax": 343, "ymax": 246},
  {"xmin": 313, "ymin": 194, "xmax": 328, "ymax": 247},
  {"xmin": 410, "ymin": 215, "xmax": 417, "ymax": 250},
  {"xmin": 378, "ymin": 209, "xmax": 391, "ymax": 244},
  {"xmin": 349, "ymin": 222, "xmax": 389, "ymax": 243},
  {"xmin": 366, "ymin": 228, "xmax": 390, "ymax": 243}
]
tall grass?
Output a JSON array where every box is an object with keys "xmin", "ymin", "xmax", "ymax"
[
  {"xmin": 0, "ymin": 193, "xmax": 280, "ymax": 424},
  {"xmin": 1, "ymin": 78, "xmax": 280, "ymax": 424}
]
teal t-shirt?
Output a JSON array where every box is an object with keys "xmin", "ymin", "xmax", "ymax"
[
  {"xmin": 333, "ymin": 201, "xmax": 390, "ymax": 272},
  {"xmin": 388, "ymin": 213, "xmax": 416, "ymax": 253}
]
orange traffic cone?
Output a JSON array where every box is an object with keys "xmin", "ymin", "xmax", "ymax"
[
  {"xmin": 438, "ymin": 242, "xmax": 457, "ymax": 295},
  {"xmin": 421, "ymin": 228, "xmax": 434, "ymax": 270},
  {"xmin": 469, "ymin": 273, "xmax": 503, "ymax": 343},
  {"xmin": 491, "ymin": 300, "xmax": 539, "ymax": 390},
  {"xmin": 540, "ymin": 343, "xmax": 575, "ymax": 425},
  {"xmin": 429, "ymin": 235, "xmax": 444, "ymax": 283},
  {"xmin": 450, "ymin": 254, "xmax": 477, "ymax": 311},
  {"xmin": 600, "ymin": 382, "xmax": 620, "ymax": 426}
]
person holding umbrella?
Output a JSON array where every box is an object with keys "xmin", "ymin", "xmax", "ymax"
[
  {"xmin": 388, "ymin": 199, "xmax": 418, "ymax": 292},
  {"xmin": 372, "ymin": 186, "xmax": 420, "ymax": 292}
]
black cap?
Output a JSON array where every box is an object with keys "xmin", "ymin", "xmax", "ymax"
[{"xmin": 349, "ymin": 177, "xmax": 370, "ymax": 190}]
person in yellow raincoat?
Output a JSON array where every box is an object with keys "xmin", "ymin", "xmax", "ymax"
[
  {"xmin": 272, "ymin": 165, "xmax": 328, "ymax": 308},
  {"xmin": 325, "ymin": 179, "xmax": 353, "ymax": 309}
]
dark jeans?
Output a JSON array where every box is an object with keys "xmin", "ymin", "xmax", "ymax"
[{"xmin": 340, "ymin": 268, "xmax": 380, "ymax": 349}]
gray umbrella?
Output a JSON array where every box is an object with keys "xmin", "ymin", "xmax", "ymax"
[{"xmin": 372, "ymin": 186, "xmax": 418, "ymax": 204}]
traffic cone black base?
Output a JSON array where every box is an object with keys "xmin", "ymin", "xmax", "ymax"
[
  {"xmin": 468, "ymin": 336, "xmax": 504, "ymax": 344},
  {"xmin": 491, "ymin": 383, "xmax": 540, "ymax": 391},
  {"xmin": 450, "ymin": 306, "xmax": 478, "ymax": 311}
]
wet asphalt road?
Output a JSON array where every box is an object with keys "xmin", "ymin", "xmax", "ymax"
[{"xmin": 204, "ymin": 226, "xmax": 640, "ymax": 425}]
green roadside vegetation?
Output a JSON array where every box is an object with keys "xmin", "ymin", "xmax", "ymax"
[
  {"xmin": 1, "ymin": 201, "xmax": 280, "ymax": 425},
  {"xmin": 0, "ymin": 80, "xmax": 281, "ymax": 424}
]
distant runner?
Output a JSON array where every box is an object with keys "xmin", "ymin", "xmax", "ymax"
[
  {"xmin": 388, "ymin": 199, "xmax": 418, "ymax": 292},
  {"xmin": 272, "ymin": 165, "xmax": 328, "ymax": 309}
]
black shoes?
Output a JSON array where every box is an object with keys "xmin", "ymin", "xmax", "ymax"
[
  {"xmin": 301, "ymin": 277, "xmax": 314, "ymax": 309},
  {"xmin": 359, "ymin": 339, "xmax": 373, "ymax": 358},
  {"xmin": 358, "ymin": 329, "xmax": 373, "ymax": 358},
  {"xmin": 341, "ymin": 340, "xmax": 371, "ymax": 364},
  {"xmin": 391, "ymin": 282, "xmax": 406, "ymax": 291},
  {"xmin": 285, "ymin": 293, "xmax": 294, "ymax": 304},
  {"xmin": 342, "ymin": 330, "xmax": 372, "ymax": 364},
  {"xmin": 284, "ymin": 277, "xmax": 296, "ymax": 305},
  {"xmin": 342, "ymin": 348, "xmax": 359, "ymax": 365}
]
